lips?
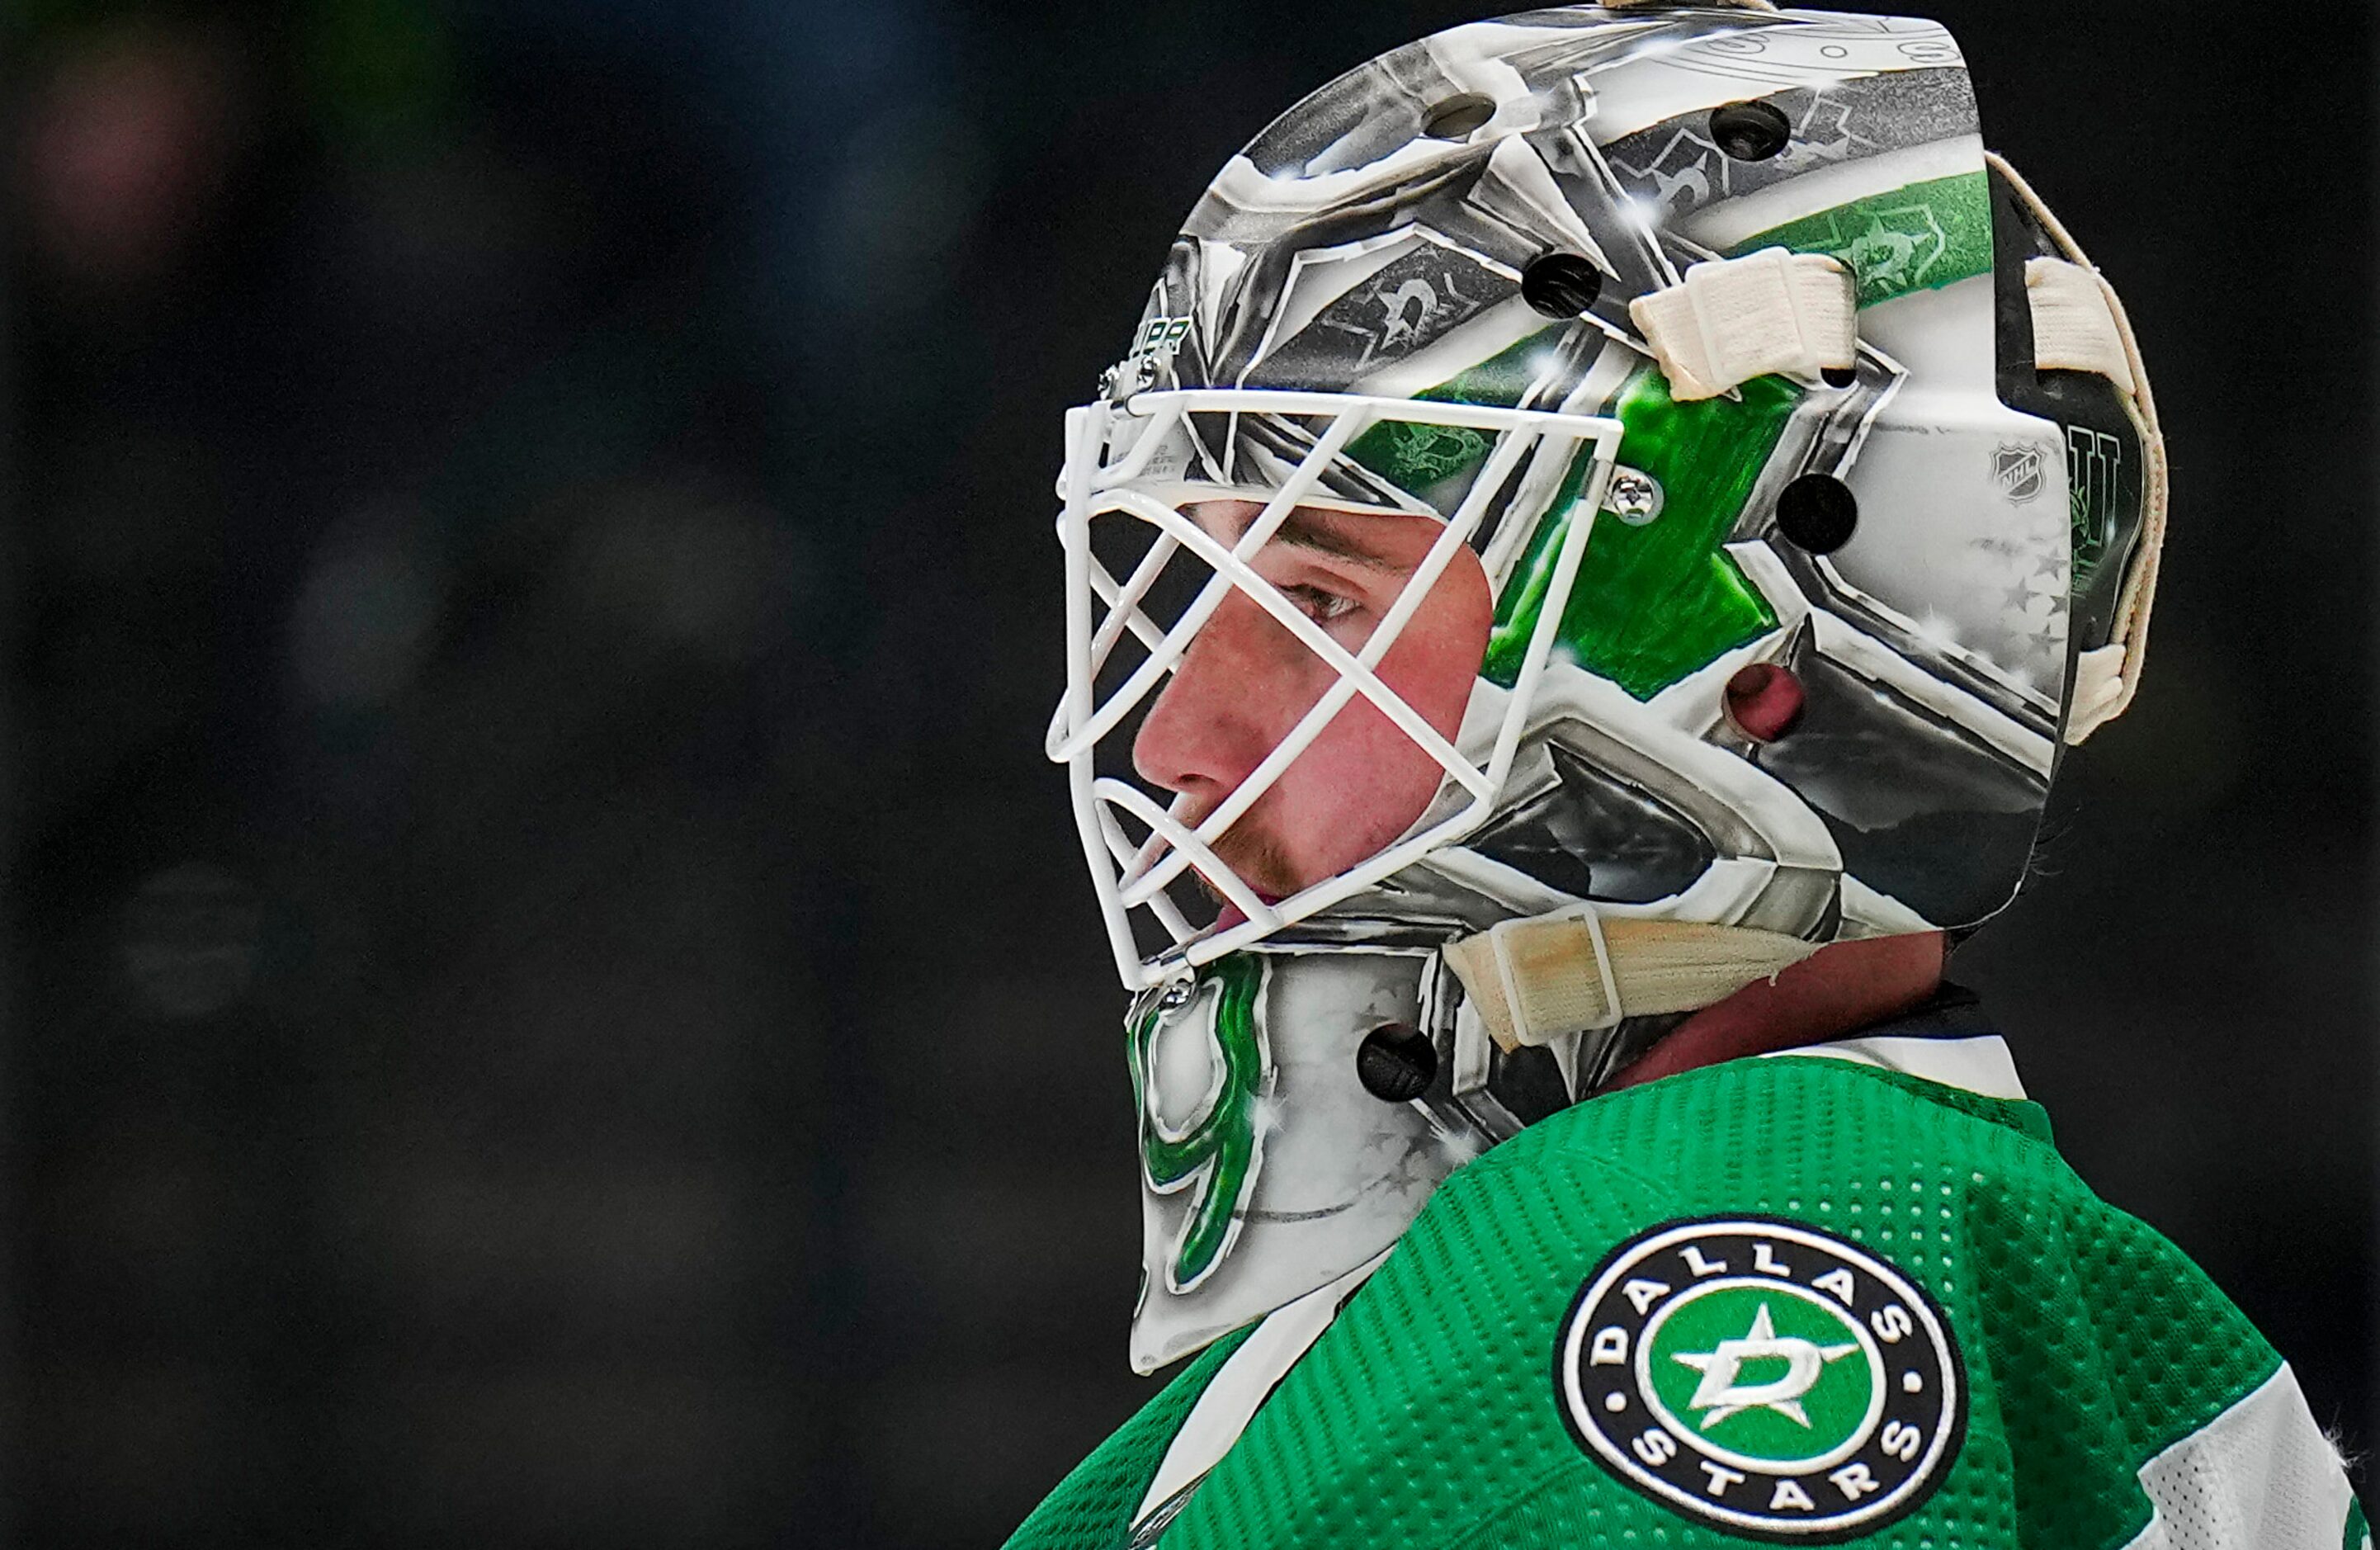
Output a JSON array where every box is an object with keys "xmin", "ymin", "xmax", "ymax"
[{"xmin": 1211, "ymin": 889, "xmax": 1284, "ymax": 934}]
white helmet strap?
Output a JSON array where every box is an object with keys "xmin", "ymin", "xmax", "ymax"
[
  {"xmin": 1443, "ymin": 910, "xmax": 1821, "ymax": 1053},
  {"xmin": 1627, "ymin": 248, "xmax": 1858, "ymax": 402}
]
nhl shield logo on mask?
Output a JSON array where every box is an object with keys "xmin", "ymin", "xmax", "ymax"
[
  {"xmin": 1993, "ymin": 442, "xmax": 2046, "ymax": 503},
  {"xmin": 1555, "ymin": 1219, "xmax": 1963, "ymax": 1538}
]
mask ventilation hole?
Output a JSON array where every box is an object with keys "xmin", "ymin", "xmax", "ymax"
[
  {"xmin": 1522, "ymin": 253, "xmax": 1604, "ymax": 319},
  {"xmin": 1821, "ymin": 365, "xmax": 1858, "ymax": 389},
  {"xmin": 1356, "ymin": 1023, "xmax": 1438, "ymax": 1102},
  {"xmin": 1774, "ymin": 473, "xmax": 1858, "ymax": 553},
  {"xmin": 1724, "ymin": 664, "xmax": 1806, "ymax": 744},
  {"xmin": 1711, "ymin": 100, "xmax": 1792, "ymax": 162},
  {"xmin": 1421, "ymin": 95, "xmax": 1495, "ymax": 140}
]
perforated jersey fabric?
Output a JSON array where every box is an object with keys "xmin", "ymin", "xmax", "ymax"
[
  {"xmin": 2128, "ymin": 1368, "xmax": 2355, "ymax": 1549},
  {"xmin": 1004, "ymin": 1051, "xmax": 2363, "ymax": 1548}
]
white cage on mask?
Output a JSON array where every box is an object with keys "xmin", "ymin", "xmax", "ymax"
[{"xmin": 1049, "ymin": 389, "xmax": 1626, "ymax": 990}]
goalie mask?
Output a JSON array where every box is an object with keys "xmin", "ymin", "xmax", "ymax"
[{"xmin": 1046, "ymin": 2, "xmax": 2166, "ymax": 1370}]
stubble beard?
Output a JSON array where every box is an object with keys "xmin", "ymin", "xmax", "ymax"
[{"xmin": 1186, "ymin": 804, "xmax": 1306, "ymax": 910}]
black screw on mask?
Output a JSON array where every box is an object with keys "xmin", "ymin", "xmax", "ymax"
[
  {"xmin": 1774, "ymin": 472, "xmax": 1859, "ymax": 554},
  {"xmin": 1356, "ymin": 1023, "xmax": 1438, "ymax": 1102},
  {"xmin": 1711, "ymin": 100, "xmax": 1792, "ymax": 162},
  {"xmin": 1522, "ymin": 253, "xmax": 1604, "ymax": 319}
]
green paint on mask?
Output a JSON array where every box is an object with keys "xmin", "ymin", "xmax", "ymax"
[
  {"xmin": 1485, "ymin": 366, "xmax": 1793, "ymax": 699},
  {"xmin": 1348, "ymin": 418, "xmax": 1489, "ymax": 490},
  {"xmin": 1344, "ymin": 327, "xmax": 1565, "ymax": 495},
  {"xmin": 1127, "ymin": 953, "xmax": 1268, "ymax": 1290},
  {"xmin": 1728, "ymin": 171, "xmax": 1994, "ymax": 307}
]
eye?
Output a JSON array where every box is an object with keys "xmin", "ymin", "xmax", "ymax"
[{"xmin": 1280, "ymin": 584, "xmax": 1359, "ymax": 626}]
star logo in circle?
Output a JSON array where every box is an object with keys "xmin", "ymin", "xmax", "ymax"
[
  {"xmin": 1671, "ymin": 1302, "xmax": 1861, "ymax": 1429},
  {"xmin": 1553, "ymin": 1218, "xmax": 1964, "ymax": 1539}
]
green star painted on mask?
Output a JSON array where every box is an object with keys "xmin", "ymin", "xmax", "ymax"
[{"xmin": 1487, "ymin": 365, "xmax": 1792, "ymax": 699}]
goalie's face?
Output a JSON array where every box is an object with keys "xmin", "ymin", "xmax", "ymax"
[
  {"xmin": 1052, "ymin": 390, "xmax": 1626, "ymax": 987},
  {"xmin": 1131, "ymin": 499, "xmax": 1492, "ymax": 914}
]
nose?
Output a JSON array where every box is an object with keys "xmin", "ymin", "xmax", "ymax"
[{"xmin": 1131, "ymin": 589, "xmax": 1297, "ymax": 804}]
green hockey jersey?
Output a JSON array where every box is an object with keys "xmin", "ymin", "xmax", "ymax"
[{"xmin": 1008, "ymin": 1014, "xmax": 2366, "ymax": 1548}]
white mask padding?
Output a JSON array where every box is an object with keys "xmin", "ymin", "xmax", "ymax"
[
  {"xmin": 1443, "ymin": 910, "xmax": 1820, "ymax": 1051},
  {"xmin": 1986, "ymin": 150, "xmax": 2169, "ymax": 747},
  {"xmin": 2025, "ymin": 258, "xmax": 2137, "ymax": 394},
  {"xmin": 1626, "ymin": 248, "xmax": 1858, "ymax": 403}
]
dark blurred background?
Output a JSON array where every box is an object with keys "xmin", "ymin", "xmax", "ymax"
[{"xmin": 0, "ymin": 1, "xmax": 2368, "ymax": 1545}]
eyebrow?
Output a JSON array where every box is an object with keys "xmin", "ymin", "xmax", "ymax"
[{"xmin": 1222, "ymin": 507, "xmax": 1404, "ymax": 571}]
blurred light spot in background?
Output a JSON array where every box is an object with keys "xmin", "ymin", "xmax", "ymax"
[
  {"xmin": 20, "ymin": 26, "xmax": 241, "ymax": 286},
  {"xmin": 294, "ymin": 509, "xmax": 446, "ymax": 707},
  {"xmin": 568, "ymin": 480, "xmax": 810, "ymax": 661},
  {"xmin": 819, "ymin": 104, "xmax": 989, "ymax": 319},
  {"xmin": 117, "ymin": 862, "xmax": 262, "ymax": 1020}
]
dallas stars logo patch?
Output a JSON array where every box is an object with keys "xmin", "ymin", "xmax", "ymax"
[{"xmin": 1554, "ymin": 1218, "xmax": 1963, "ymax": 1540}]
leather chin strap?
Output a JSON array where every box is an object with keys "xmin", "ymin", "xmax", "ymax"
[{"xmin": 1443, "ymin": 912, "xmax": 1820, "ymax": 1053}]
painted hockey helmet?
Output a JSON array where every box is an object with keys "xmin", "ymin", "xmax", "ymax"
[{"xmin": 1047, "ymin": 2, "xmax": 2166, "ymax": 1369}]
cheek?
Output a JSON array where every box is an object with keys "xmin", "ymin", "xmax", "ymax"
[
  {"xmin": 1277, "ymin": 551, "xmax": 1494, "ymax": 861},
  {"xmin": 1377, "ymin": 548, "xmax": 1493, "ymax": 740},
  {"xmin": 1208, "ymin": 591, "xmax": 1344, "ymax": 735}
]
